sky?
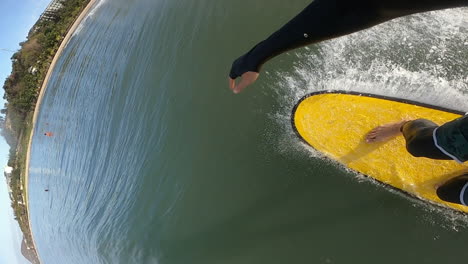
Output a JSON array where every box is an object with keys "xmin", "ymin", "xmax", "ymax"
[{"xmin": 0, "ymin": 0, "xmax": 51, "ymax": 263}]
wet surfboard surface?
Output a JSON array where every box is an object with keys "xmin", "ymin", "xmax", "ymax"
[{"xmin": 292, "ymin": 91, "xmax": 468, "ymax": 213}]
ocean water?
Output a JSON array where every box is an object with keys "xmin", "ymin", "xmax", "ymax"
[{"xmin": 27, "ymin": 0, "xmax": 468, "ymax": 263}]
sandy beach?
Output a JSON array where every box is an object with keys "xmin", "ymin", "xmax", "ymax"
[{"xmin": 24, "ymin": 0, "xmax": 97, "ymax": 262}]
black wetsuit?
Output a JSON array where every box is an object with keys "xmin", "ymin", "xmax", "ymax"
[
  {"xmin": 229, "ymin": 0, "xmax": 468, "ymax": 79},
  {"xmin": 405, "ymin": 117, "xmax": 468, "ymax": 206},
  {"xmin": 437, "ymin": 174, "xmax": 468, "ymax": 206}
]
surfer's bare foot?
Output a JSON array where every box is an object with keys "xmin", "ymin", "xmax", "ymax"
[{"xmin": 365, "ymin": 121, "xmax": 409, "ymax": 143}]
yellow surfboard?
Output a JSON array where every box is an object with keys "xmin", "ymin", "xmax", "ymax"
[{"xmin": 292, "ymin": 91, "xmax": 468, "ymax": 213}]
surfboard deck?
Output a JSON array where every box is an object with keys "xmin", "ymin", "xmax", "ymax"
[{"xmin": 292, "ymin": 91, "xmax": 468, "ymax": 213}]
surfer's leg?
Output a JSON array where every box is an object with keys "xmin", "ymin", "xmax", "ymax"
[
  {"xmin": 436, "ymin": 174, "xmax": 468, "ymax": 205},
  {"xmin": 365, "ymin": 120, "xmax": 409, "ymax": 143},
  {"xmin": 401, "ymin": 119, "xmax": 452, "ymax": 160}
]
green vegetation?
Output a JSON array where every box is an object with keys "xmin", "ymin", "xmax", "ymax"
[
  {"xmin": 0, "ymin": 0, "xmax": 91, "ymax": 261},
  {"xmin": 4, "ymin": 0, "xmax": 91, "ymax": 119}
]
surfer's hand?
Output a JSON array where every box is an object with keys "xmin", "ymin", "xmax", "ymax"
[{"xmin": 228, "ymin": 71, "xmax": 259, "ymax": 94}]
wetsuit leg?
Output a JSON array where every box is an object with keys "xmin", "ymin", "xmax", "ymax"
[
  {"xmin": 401, "ymin": 119, "xmax": 452, "ymax": 160},
  {"xmin": 229, "ymin": 0, "xmax": 468, "ymax": 79},
  {"xmin": 436, "ymin": 174, "xmax": 468, "ymax": 205}
]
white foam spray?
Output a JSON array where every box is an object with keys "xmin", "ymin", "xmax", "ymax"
[{"xmin": 71, "ymin": 0, "xmax": 107, "ymax": 38}]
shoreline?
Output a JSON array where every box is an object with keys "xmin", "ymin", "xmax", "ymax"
[{"xmin": 24, "ymin": 0, "xmax": 98, "ymax": 262}]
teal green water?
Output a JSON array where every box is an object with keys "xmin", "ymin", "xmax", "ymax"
[{"xmin": 27, "ymin": 0, "xmax": 468, "ymax": 263}]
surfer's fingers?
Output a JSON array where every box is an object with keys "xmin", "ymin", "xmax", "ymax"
[
  {"xmin": 234, "ymin": 72, "xmax": 259, "ymax": 94},
  {"xmin": 229, "ymin": 78, "xmax": 236, "ymax": 91},
  {"xmin": 234, "ymin": 79, "xmax": 247, "ymax": 94}
]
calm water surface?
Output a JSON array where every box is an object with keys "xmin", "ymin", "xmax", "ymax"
[{"xmin": 28, "ymin": 0, "xmax": 468, "ymax": 263}]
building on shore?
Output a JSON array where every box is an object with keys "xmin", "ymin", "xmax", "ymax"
[
  {"xmin": 29, "ymin": 0, "xmax": 65, "ymax": 35},
  {"xmin": 4, "ymin": 166, "xmax": 13, "ymax": 199},
  {"xmin": 38, "ymin": 0, "xmax": 65, "ymax": 22},
  {"xmin": 4, "ymin": 166, "xmax": 13, "ymax": 176}
]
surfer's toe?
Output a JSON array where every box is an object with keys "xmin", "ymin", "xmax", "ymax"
[
  {"xmin": 365, "ymin": 128, "xmax": 380, "ymax": 142},
  {"xmin": 365, "ymin": 121, "xmax": 407, "ymax": 143}
]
